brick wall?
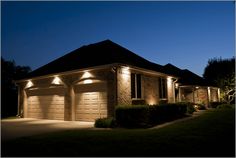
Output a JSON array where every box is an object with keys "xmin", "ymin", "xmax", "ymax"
[
  {"xmin": 117, "ymin": 67, "xmax": 132, "ymax": 105},
  {"xmin": 143, "ymin": 75, "xmax": 159, "ymax": 105}
]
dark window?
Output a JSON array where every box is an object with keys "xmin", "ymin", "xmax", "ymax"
[
  {"xmin": 136, "ymin": 74, "xmax": 141, "ymax": 98},
  {"xmin": 131, "ymin": 73, "xmax": 142, "ymax": 99},
  {"xmin": 131, "ymin": 73, "xmax": 136, "ymax": 98},
  {"xmin": 159, "ymin": 78, "xmax": 167, "ymax": 99}
]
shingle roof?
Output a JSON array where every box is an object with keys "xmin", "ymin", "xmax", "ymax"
[
  {"xmin": 163, "ymin": 63, "xmax": 214, "ymax": 86},
  {"xmin": 21, "ymin": 40, "xmax": 166, "ymax": 80}
]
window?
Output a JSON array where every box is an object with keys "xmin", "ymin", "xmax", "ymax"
[
  {"xmin": 131, "ymin": 73, "xmax": 142, "ymax": 99},
  {"xmin": 159, "ymin": 78, "xmax": 167, "ymax": 99}
]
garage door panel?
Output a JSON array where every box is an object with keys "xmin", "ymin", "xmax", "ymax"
[
  {"xmin": 27, "ymin": 87, "xmax": 65, "ymax": 120},
  {"xmin": 75, "ymin": 82, "xmax": 108, "ymax": 121}
]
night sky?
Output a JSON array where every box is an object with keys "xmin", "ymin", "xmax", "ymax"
[{"xmin": 2, "ymin": 1, "xmax": 235, "ymax": 76}]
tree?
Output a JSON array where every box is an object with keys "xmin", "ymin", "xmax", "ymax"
[
  {"xmin": 1, "ymin": 57, "xmax": 31, "ymax": 118},
  {"xmin": 203, "ymin": 57, "xmax": 235, "ymax": 104}
]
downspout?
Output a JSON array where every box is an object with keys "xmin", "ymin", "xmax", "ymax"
[{"xmin": 111, "ymin": 66, "xmax": 118, "ymax": 116}]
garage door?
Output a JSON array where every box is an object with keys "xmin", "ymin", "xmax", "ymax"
[
  {"xmin": 75, "ymin": 82, "xmax": 107, "ymax": 121},
  {"xmin": 26, "ymin": 87, "xmax": 65, "ymax": 120}
]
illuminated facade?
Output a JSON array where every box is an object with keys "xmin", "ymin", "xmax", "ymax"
[{"xmin": 15, "ymin": 40, "xmax": 220, "ymax": 121}]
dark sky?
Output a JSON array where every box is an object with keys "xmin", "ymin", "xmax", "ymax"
[{"xmin": 2, "ymin": 1, "xmax": 235, "ymax": 76}]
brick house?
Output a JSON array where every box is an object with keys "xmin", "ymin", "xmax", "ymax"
[{"xmin": 15, "ymin": 40, "xmax": 220, "ymax": 121}]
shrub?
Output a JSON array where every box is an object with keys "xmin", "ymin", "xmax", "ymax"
[
  {"xmin": 149, "ymin": 103, "xmax": 187, "ymax": 125},
  {"xmin": 216, "ymin": 104, "xmax": 234, "ymax": 109},
  {"xmin": 195, "ymin": 103, "xmax": 207, "ymax": 110},
  {"xmin": 210, "ymin": 101, "xmax": 226, "ymax": 108},
  {"xmin": 94, "ymin": 117, "xmax": 116, "ymax": 128},
  {"xmin": 178, "ymin": 102, "xmax": 196, "ymax": 114},
  {"xmin": 115, "ymin": 105, "xmax": 150, "ymax": 128},
  {"xmin": 115, "ymin": 103, "xmax": 188, "ymax": 128}
]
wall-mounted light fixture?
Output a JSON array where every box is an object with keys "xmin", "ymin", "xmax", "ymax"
[
  {"xmin": 196, "ymin": 86, "xmax": 199, "ymax": 89},
  {"xmin": 83, "ymin": 79, "xmax": 93, "ymax": 84},
  {"xmin": 26, "ymin": 80, "xmax": 33, "ymax": 88},
  {"xmin": 175, "ymin": 83, "xmax": 179, "ymax": 89},
  {"xmin": 52, "ymin": 76, "xmax": 62, "ymax": 85}
]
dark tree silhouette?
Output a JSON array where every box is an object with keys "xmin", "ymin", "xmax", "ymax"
[
  {"xmin": 203, "ymin": 57, "xmax": 235, "ymax": 104},
  {"xmin": 1, "ymin": 57, "xmax": 31, "ymax": 118}
]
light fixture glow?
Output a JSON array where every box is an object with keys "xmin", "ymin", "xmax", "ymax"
[
  {"xmin": 52, "ymin": 76, "xmax": 62, "ymax": 85},
  {"xmin": 196, "ymin": 86, "xmax": 199, "ymax": 89},
  {"xmin": 26, "ymin": 80, "xmax": 33, "ymax": 88},
  {"xmin": 175, "ymin": 83, "xmax": 179, "ymax": 88},
  {"xmin": 82, "ymin": 71, "xmax": 93, "ymax": 79},
  {"xmin": 84, "ymin": 79, "xmax": 93, "ymax": 84}
]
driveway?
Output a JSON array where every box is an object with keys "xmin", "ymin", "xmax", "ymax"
[{"xmin": 1, "ymin": 118, "xmax": 94, "ymax": 141}]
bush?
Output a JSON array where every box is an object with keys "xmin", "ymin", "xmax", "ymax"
[
  {"xmin": 216, "ymin": 104, "xmax": 234, "ymax": 109},
  {"xmin": 195, "ymin": 103, "xmax": 207, "ymax": 110},
  {"xmin": 94, "ymin": 117, "xmax": 116, "ymax": 128},
  {"xmin": 210, "ymin": 102, "xmax": 226, "ymax": 108},
  {"xmin": 115, "ymin": 103, "xmax": 188, "ymax": 128},
  {"xmin": 115, "ymin": 105, "xmax": 150, "ymax": 128},
  {"xmin": 178, "ymin": 102, "xmax": 196, "ymax": 114},
  {"xmin": 149, "ymin": 103, "xmax": 187, "ymax": 125}
]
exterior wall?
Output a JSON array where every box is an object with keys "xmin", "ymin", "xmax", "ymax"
[
  {"xmin": 210, "ymin": 88, "xmax": 219, "ymax": 102},
  {"xmin": 17, "ymin": 67, "xmax": 116, "ymax": 120},
  {"xmin": 142, "ymin": 75, "xmax": 159, "ymax": 105},
  {"xmin": 167, "ymin": 78, "xmax": 175, "ymax": 103},
  {"xmin": 117, "ymin": 67, "xmax": 132, "ymax": 105},
  {"xmin": 194, "ymin": 88, "xmax": 208, "ymax": 105},
  {"xmin": 17, "ymin": 65, "xmax": 178, "ymax": 120}
]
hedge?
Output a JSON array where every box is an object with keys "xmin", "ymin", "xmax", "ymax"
[
  {"xmin": 115, "ymin": 105, "xmax": 150, "ymax": 128},
  {"xmin": 209, "ymin": 101, "xmax": 227, "ymax": 108},
  {"xmin": 115, "ymin": 103, "xmax": 188, "ymax": 128}
]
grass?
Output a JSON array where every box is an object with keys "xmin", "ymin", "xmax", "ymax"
[{"xmin": 2, "ymin": 108, "xmax": 235, "ymax": 157}]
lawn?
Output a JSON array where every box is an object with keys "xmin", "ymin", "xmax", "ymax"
[{"xmin": 2, "ymin": 108, "xmax": 235, "ymax": 157}]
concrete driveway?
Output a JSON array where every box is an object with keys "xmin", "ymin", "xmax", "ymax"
[{"xmin": 1, "ymin": 118, "xmax": 94, "ymax": 141}]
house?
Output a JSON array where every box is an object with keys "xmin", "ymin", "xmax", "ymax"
[
  {"xmin": 163, "ymin": 63, "xmax": 220, "ymax": 106},
  {"xmin": 15, "ymin": 40, "xmax": 220, "ymax": 121}
]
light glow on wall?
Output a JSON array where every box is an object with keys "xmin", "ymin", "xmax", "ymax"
[
  {"xmin": 121, "ymin": 66, "xmax": 130, "ymax": 75},
  {"xmin": 26, "ymin": 80, "xmax": 34, "ymax": 88},
  {"xmin": 167, "ymin": 77, "xmax": 172, "ymax": 84},
  {"xmin": 175, "ymin": 83, "xmax": 179, "ymax": 89},
  {"xmin": 84, "ymin": 79, "xmax": 93, "ymax": 84},
  {"xmin": 52, "ymin": 76, "xmax": 62, "ymax": 85},
  {"xmin": 82, "ymin": 71, "xmax": 93, "ymax": 79},
  {"xmin": 208, "ymin": 87, "xmax": 211, "ymax": 101},
  {"xmin": 196, "ymin": 86, "xmax": 199, "ymax": 89}
]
